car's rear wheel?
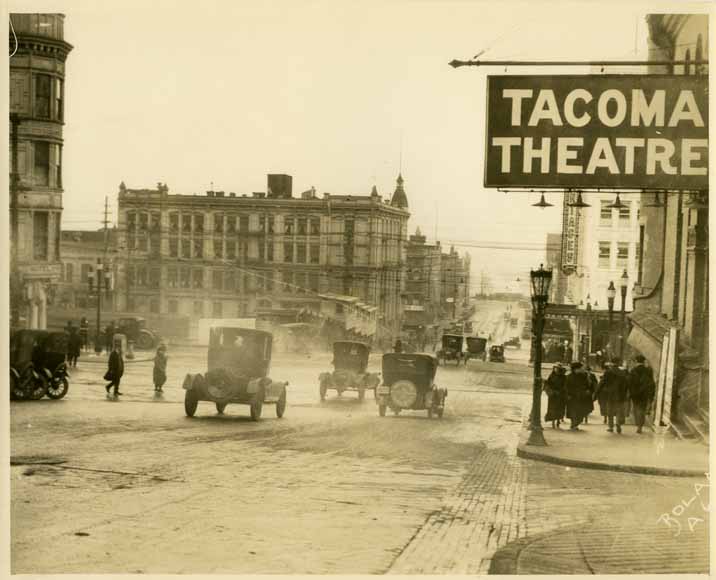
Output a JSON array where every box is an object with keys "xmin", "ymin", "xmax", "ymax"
[
  {"xmin": 276, "ymin": 388, "xmax": 286, "ymax": 418},
  {"xmin": 137, "ymin": 331, "xmax": 154, "ymax": 350},
  {"xmin": 47, "ymin": 377, "xmax": 69, "ymax": 400},
  {"xmin": 216, "ymin": 402, "xmax": 227, "ymax": 414},
  {"xmin": 378, "ymin": 404, "xmax": 387, "ymax": 417},
  {"xmin": 29, "ymin": 375, "xmax": 48, "ymax": 400},
  {"xmin": 185, "ymin": 391, "xmax": 198, "ymax": 417}
]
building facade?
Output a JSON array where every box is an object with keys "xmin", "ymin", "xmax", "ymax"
[
  {"xmin": 115, "ymin": 175, "xmax": 410, "ymax": 343},
  {"xmin": 440, "ymin": 246, "xmax": 471, "ymax": 320},
  {"xmin": 403, "ymin": 228, "xmax": 443, "ymax": 346},
  {"xmin": 9, "ymin": 13, "xmax": 72, "ymax": 329},
  {"xmin": 545, "ymin": 232, "xmax": 565, "ymax": 304},
  {"xmin": 627, "ymin": 14, "xmax": 709, "ymax": 438}
]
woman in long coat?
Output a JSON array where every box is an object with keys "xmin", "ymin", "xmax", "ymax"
[
  {"xmin": 153, "ymin": 344, "xmax": 168, "ymax": 393},
  {"xmin": 565, "ymin": 362, "xmax": 592, "ymax": 430},
  {"xmin": 104, "ymin": 341, "xmax": 125, "ymax": 397},
  {"xmin": 543, "ymin": 364, "xmax": 566, "ymax": 428}
]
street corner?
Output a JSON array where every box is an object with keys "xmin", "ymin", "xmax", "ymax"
[{"xmin": 516, "ymin": 420, "xmax": 709, "ymax": 477}]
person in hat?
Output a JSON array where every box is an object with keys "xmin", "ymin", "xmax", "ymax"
[
  {"xmin": 628, "ymin": 354, "xmax": 656, "ymax": 433},
  {"xmin": 153, "ymin": 343, "xmax": 168, "ymax": 393},
  {"xmin": 543, "ymin": 363, "xmax": 567, "ymax": 428},
  {"xmin": 104, "ymin": 339, "xmax": 125, "ymax": 397},
  {"xmin": 595, "ymin": 356, "xmax": 629, "ymax": 433},
  {"xmin": 565, "ymin": 361, "xmax": 592, "ymax": 430}
]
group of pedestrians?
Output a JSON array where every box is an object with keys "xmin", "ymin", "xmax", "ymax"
[
  {"xmin": 543, "ymin": 355, "xmax": 656, "ymax": 434},
  {"xmin": 102, "ymin": 340, "xmax": 168, "ymax": 398}
]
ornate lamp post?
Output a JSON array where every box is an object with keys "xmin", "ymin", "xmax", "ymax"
[
  {"xmin": 619, "ymin": 269, "xmax": 629, "ymax": 358},
  {"xmin": 88, "ymin": 259, "xmax": 114, "ymax": 353},
  {"xmin": 527, "ymin": 264, "xmax": 553, "ymax": 446},
  {"xmin": 606, "ymin": 281, "xmax": 616, "ymax": 356}
]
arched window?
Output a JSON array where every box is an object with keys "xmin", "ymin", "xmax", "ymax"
[{"xmin": 684, "ymin": 49, "xmax": 692, "ymax": 75}]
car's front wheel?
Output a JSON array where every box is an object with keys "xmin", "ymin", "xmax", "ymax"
[
  {"xmin": 216, "ymin": 402, "xmax": 227, "ymax": 414},
  {"xmin": 276, "ymin": 388, "xmax": 286, "ymax": 418},
  {"xmin": 185, "ymin": 391, "xmax": 198, "ymax": 417},
  {"xmin": 47, "ymin": 377, "xmax": 69, "ymax": 400},
  {"xmin": 250, "ymin": 394, "xmax": 263, "ymax": 421}
]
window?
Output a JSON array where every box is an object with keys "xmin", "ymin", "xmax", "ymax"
[
  {"xmin": 598, "ymin": 242, "xmax": 611, "ymax": 269},
  {"xmin": 214, "ymin": 214, "xmax": 224, "ymax": 234},
  {"xmin": 137, "ymin": 265, "xmax": 148, "ymax": 287},
  {"xmin": 284, "ymin": 242, "xmax": 293, "ymax": 263},
  {"xmin": 616, "ymin": 243, "xmax": 629, "ymax": 268},
  {"xmin": 258, "ymin": 241, "xmax": 265, "ymax": 261},
  {"xmin": 213, "ymin": 270, "xmax": 223, "ymax": 291},
  {"xmin": 169, "ymin": 213, "xmax": 179, "ymax": 233},
  {"xmin": 182, "ymin": 239, "xmax": 191, "ymax": 258},
  {"xmin": 55, "ymin": 218, "xmax": 60, "ymax": 260},
  {"xmin": 150, "ymin": 268, "xmax": 161, "ymax": 288},
  {"xmin": 297, "ymin": 243, "xmax": 306, "ymax": 263},
  {"xmin": 310, "ymin": 244, "xmax": 320, "ymax": 264},
  {"xmin": 284, "ymin": 217, "xmax": 294, "ymax": 234},
  {"xmin": 225, "ymin": 270, "xmax": 236, "ymax": 292},
  {"xmin": 266, "ymin": 272, "xmax": 274, "ymax": 291},
  {"xmin": 35, "ymin": 74, "xmax": 51, "ymax": 119},
  {"xmin": 150, "ymin": 298, "xmax": 160, "ymax": 314},
  {"xmin": 182, "ymin": 214, "xmax": 192, "ymax": 233},
  {"xmin": 240, "ymin": 215, "xmax": 249, "ymax": 232},
  {"xmin": 259, "ymin": 216, "xmax": 266, "ymax": 233},
  {"xmin": 138, "ymin": 236, "xmax": 148, "ymax": 252},
  {"xmin": 267, "ymin": 242, "xmax": 274, "ymax": 262},
  {"xmin": 192, "ymin": 269, "xmax": 204, "ymax": 289},
  {"xmin": 34, "ymin": 141, "xmax": 50, "ymax": 185},
  {"xmin": 226, "ymin": 215, "xmax": 236, "ymax": 234},
  {"xmin": 345, "ymin": 219, "xmax": 354, "ymax": 237},
  {"xmin": 309, "ymin": 272, "xmax": 319, "ymax": 293},
  {"xmin": 52, "ymin": 144, "xmax": 62, "ymax": 187},
  {"xmin": 33, "ymin": 211, "xmax": 49, "ymax": 260},
  {"xmin": 268, "ymin": 217, "xmax": 275, "ymax": 233},
  {"xmin": 618, "ymin": 201, "xmax": 631, "ymax": 224},
  {"xmin": 194, "ymin": 214, "xmax": 204, "ymax": 234},
  {"xmin": 214, "ymin": 238, "xmax": 223, "ymax": 259},
  {"xmin": 54, "ymin": 78, "xmax": 63, "ymax": 122},
  {"xmin": 637, "ymin": 225, "xmax": 645, "ymax": 285},
  {"xmin": 298, "ymin": 218, "xmax": 307, "ymax": 235},
  {"xmin": 336, "ymin": 304, "xmax": 344, "ymax": 315},
  {"xmin": 180, "ymin": 267, "xmax": 191, "ymax": 288},
  {"xmin": 169, "ymin": 238, "xmax": 178, "ymax": 257},
  {"xmin": 150, "ymin": 213, "xmax": 160, "ymax": 232},
  {"xmin": 345, "ymin": 244, "xmax": 354, "ymax": 266},
  {"xmin": 127, "ymin": 212, "xmax": 137, "ymax": 232},
  {"xmin": 139, "ymin": 213, "xmax": 149, "ymax": 232},
  {"xmin": 600, "ymin": 201, "xmax": 612, "ymax": 226},
  {"xmin": 81, "ymin": 263, "xmax": 91, "ymax": 282},
  {"xmin": 310, "ymin": 217, "xmax": 320, "ymax": 235},
  {"xmin": 193, "ymin": 301, "xmax": 203, "ymax": 316},
  {"xmin": 212, "ymin": 302, "xmax": 223, "ymax": 318},
  {"xmin": 167, "ymin": 267, "xmax": 178, "ymax": 288},
  {"xmin": 193, "ymin": 239, "xmax": 203, "ymax": 258},
  {"xmin": 226, "ymin": 240, "xmax": 236, "ymax": 260},
  {"xmin": 127, "ymin": 265, "xmax": 136, "ymax": 287},
  {"xmin": 168, "ymin": 300, "xmax": 178, "ymax": 314}
]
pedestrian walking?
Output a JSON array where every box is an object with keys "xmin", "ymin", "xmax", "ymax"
[
  {"xmin": 79, "ymin": 317, "xmax": 89, "ymax": 351},
  {"xmin": 583, "ymin": 365, "xmax": 598, "ymax": 424},
  {"xmin": 565, "ymin": 361, "xmax": 592, "ymax": 430},
  {"xmin": 628, "ymin": 354, "xmax": 656, "ymax": 433},
  {"xmin": 104, "ymin": 339, "xmax": 125, "ymax": 397},
  {"xmin": 153, "ymin": 343, "xmax": 168, "ymax": 393},
  {"xmin": 67, "ymin": 327, "xmax": 81, "ymax": 368},
  {"xmin": 543, "ymin": 363, "xmax": 566, "ymax": 428},
  {"xmin": 394, "ymin": 339, "xmax": 403, "ymax": 354},
  {"xmin": 595, "ymin": 357, "xmax": 629, "ymax": 433}
]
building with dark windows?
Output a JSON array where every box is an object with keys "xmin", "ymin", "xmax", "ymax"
[
  {"xmin": 115, "ymin": 174, "xmax": 410, "ymax": 343},
  {"xmin": 9, "ymin": 13, "xmax": 72, "ymax": 329}
]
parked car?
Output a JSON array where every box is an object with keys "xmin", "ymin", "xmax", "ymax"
[
  {"xmin": 464, "ymin": 336, "xmax": 488, "ymax": 364},
  {"xmin": 116, "ymin": 317, "xmax": 160, "ymax": 350},
  {"xmin": 489, "ymin": 344, "xmax": 506, "ymax": 362},
  {"xmin": 505, "ymin": 336, "xmax": 521, "ymax": 349},
  {"xmin": 9, "ymin": 330, "xmax": 70, "ymax": 400},
  {"xmin": 183, "ymin": 326, "xmax": 287, "ymax": 420},
  {"xmin": 318, "ymin": 341, "xmax": 380, "ymax": 401},
  {"xmin": 375, "ymin": 353, "xmax": 447, "ymax": 418},
  {"xmin": 437, "ymin": 334, "xmax": 464, "ymax": 365}
]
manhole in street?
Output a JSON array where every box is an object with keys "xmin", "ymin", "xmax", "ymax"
[{"xmin": 11, "ymin": 455, "xmax": 67, "ymax": 466}]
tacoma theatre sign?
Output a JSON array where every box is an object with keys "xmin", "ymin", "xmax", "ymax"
[{"xmin": 484, "ymin": 75, "xmax": 708, "ymax": 190}]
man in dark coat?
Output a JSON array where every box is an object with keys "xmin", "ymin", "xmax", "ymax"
[
  {"xmin": 67, "ymin": 327, "xmax": 81, "ymax": 368},
  {"xmin": 595, "ymin": 357, "xmax": 629, "ymax": 433},
  {"xmin": 543, "ymin": 363, "xmax": 566, "ymax": 428},
  {"xmin": 629, "ymin": 355, "xmax": 656, "ymax": 433},
  {"xmin": 105, "ymin": 340, "xmax": 125, "ymax": 397},
  {"xmin": 565, "ymin": 361, "xmax": 592, "ymax": 430}
]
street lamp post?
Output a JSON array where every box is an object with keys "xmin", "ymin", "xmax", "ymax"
[
  {"xmin": 88, "ymin": 259, "xmax": 113, "ymax": 354},
  {"xmin": 606, "ymin": 281, "xmax": 616, "ymax": 357},
  {"xmin": 527, "ymin": 264, "xmax": 553, "ymax": 446},
  {"xmin": 619, "ymin": 269, "xmax": 629, "ymax": 359}
]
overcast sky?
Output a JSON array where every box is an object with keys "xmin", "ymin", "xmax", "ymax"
[{"xmin": 9, "ymin": 0, "xmax": 698, "ymax": 293}]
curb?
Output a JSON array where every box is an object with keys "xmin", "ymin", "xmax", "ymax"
[{"xmin": 516, "ymin": 443, "xmax": 705, "ymax": 478}]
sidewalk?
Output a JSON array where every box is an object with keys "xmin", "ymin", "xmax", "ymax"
[{"xmin": 517, "ymin": 417, "xmax": 709, "ymax": 477}]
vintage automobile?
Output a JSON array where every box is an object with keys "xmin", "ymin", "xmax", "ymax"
[
  {"xmin": 183, "ymin": 327, "xmax": 288, "ymax": 420},
  {"xmin": 116, "ymin": 317, "xmax": 160, "ymax": 350},
  {"xmin": 10, "ymin": 330, "xmax": 70, "ymax": 401},
  {"xmin": 505, "ymin": 336, "xmax": 522, "ymax": 349},
  {"xmin": 489, "ymin": 344, "xmax": 506, "ymax": 363},
  {"xmin": 375, "ymin": 353, "xmax": 447, "ymax": 418},
  {"xmin": 436, "ymin": 334, "xmax": 464, "ymax": 365},
  {"xmin": 318, "ymin": 341, "xmax": 380, "ymax": 401},
  {"xmin": 463, "ymin": 336, "xmax": 488, "ymax": 364}
]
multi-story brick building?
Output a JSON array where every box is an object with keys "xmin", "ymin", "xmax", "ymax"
[
  {"xmin": 9, "ymin": 13, "xmax": 72, "ymax": 329},
  {"xmin": 440, "ymin": 246, "xmax": 471, "ymax": 321},
  {"xmin": 115, "ymin": 174, "xmax": 410, "ymax": 342}
]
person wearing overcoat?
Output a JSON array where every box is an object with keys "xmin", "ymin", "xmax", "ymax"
[
  {"xmin": 628, "ymin": 355, "xmax": 656, "ymax": 434},
  {"xmin": 595, "ymin": 357, "xmax": 629, "ymax": 433},
  {"xmin": 543, "ymin": 363, "xmax": 567, "ymax": 428},
  {"xmin": 565, "ymin": 361, "xmax": 592, "ymax": 430},
  {"xmin": 105, "ymin": 340, "xmax": 125, "ymax": 397}
]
